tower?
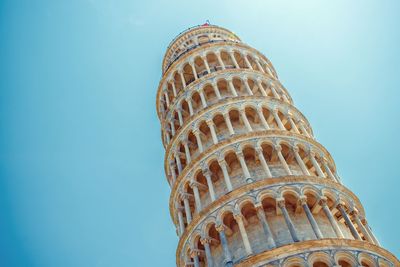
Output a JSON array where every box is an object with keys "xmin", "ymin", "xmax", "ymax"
[{"xmin": 156, "ymin": 24, "xmax": 399, "ymax": 267}]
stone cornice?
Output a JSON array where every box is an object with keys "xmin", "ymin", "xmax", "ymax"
[
  {"xmin": 160, "ymin": 68, "xmax": 293, "ymax": 123},
  {"xmin": 162, "ymin": 95, "xmax": 311, "ymax": 151},
  {"xmin": 235, "ymin": 239, "xmax": 400, "ymax": 267},
  {"xmin": 166, "ymin": 130, "xmax": 336, "ymax": 189},
  {"xmin": 173, "ymin": 177, "xmax": 364, "ymax": 250},
  {"xmin": 163, "ymin": 25, "xmax": 241, "ymax": 72}
]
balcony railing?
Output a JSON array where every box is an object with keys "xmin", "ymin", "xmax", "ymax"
[{"xmin": 164, "ymin": 40, "xmax": 240, "ymax": 73}]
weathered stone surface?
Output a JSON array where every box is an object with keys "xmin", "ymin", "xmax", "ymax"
[{"xmin": 156, "ymin": 24, "xmax": 400, "ymax": 267}]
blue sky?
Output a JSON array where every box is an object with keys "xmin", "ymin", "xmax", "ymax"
[{"xmin": 1, "ymin": 0, "xmax": 399, "ymax": 266}]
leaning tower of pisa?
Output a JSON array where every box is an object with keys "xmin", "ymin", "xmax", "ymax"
[{"xmin": 155, "ymin": 24, "xmax": 399, "ymax": 267}]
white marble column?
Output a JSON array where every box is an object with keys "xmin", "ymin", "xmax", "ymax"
[
  {"xmin": 299, "ymin": 122, "xmax": 311, "ymax": 138},
  {"xmin": 319, "ymin": 197, "xmax": 344, "ymax": 238},
  {"xmin": 310, "ymin": 152, "xmax": 325, "ymax": 177},
  {"xmin": 187, "ymin": 98, "xmax": 194, "ymax": 116},
  {"xmin": 199, "ymin": 90, "xmax": 207, "ymax": 108},
  {"xmin": 322, "ymin": 159, "xmax": 338, "ymax": 182},
  {"xmin": 228, "ymin": 79, "xmax": 238, "ymax": 97},
  {"xmin": 272, "ymin": 110, "xmax": 286, "ymax": 130},
  {"xmin": 223, "ymin": 112, "xmax": 235, "ymax": 135},
  {"xmin": 257, "ymin": 80, "xmax": 267, "ymax": 96},
  {"xmin": 299, "ymin": 196, "xmax": 323, "ymax": 239},
  {"xmin": 206, "ymin": 120, "xmax": 218, "ymax": 144},
  {"xmin": 177, "ymin": 207, "xmax": 185, "ymax": 236},
  {"xmin": 170, "ymin": 81, "xmax": 177, "ymax": 97},
  {"xmin": 200, "ymin": 237, "xmax": 214, "ymax": 267},
  {"xmin": 175, "ymin": 154, "xmax": 182, "ymax": 173},
  {"xmin": 287, "ymin": 115, "xmax": 300, "ymax": 134},
  {"xmin": 179, "ymin": 71, "xmax": 186, "ymax": 88},
  {"xmin": 190, "ymin": 181, "xmax": 202, "ymax": 213},
  {"xmin": 255, "ymin": 203, "xmax": 276, "ymax": 248},
  {"xmin": 240, "ymin": 109, "xmax": 253, "ymax": 132},
  {"xmin": 351, "ymin": 209, "xmax": 374, "ymax": 243},
  {"xmin": 244, "ymin": 54, "xmax": 253, "ymax": 70},
  {"xmin": 190, "ymin": 62, "xmax": 198, "ymax": 80},
  {"xmin": 277, "ymin": 198, "xmax": 299, "ymax": 242},
  {"xmin": 182, "ymin": 194, "xmax": 192, "ymax": 223},
  {"xmin": 234, "ymin": 213, "xmax": 252, "ymax": 255},
  {"xmin": 203, "ymin": 169, "xmax": 216, "ymax": 201},
  {"xmin": 164, "ymin": 92, "xmax": 170, "ymax": 108},
  {"xmin": 216, "ymin": 224, "xmax": 233, "ymax": 267},
  {"xmin": 211, "ymin": 82, "xmax": 222, "ymax": 99},
  {"xmin": 255, "ymin": 59, "xmax": 265, "ymax": 73},
  {"xmin": 237, "ymin": 151, "xmax": 252, "ymax": 183},
  {"xmin": 170, "ymin": 121, "xmax": 175, "ymax": 136},
  {"xmin": 229, "ymin": 51, "xmax": 239, "ymax": 68},
  {"xmin": 193, "ymin": 129, "xmax": 204, "ymax": 153},
  {"xmin": 337, "ymin": 203, "xmax": 361, "ymax": 240},
  {"xmin": 216, "ymin": 51, "xmax": 226, "ymax": 70},
  {"xmin": 218, "ymin": 159, "xmax": 233, "ymax": 191},
  {"xmin": 244, "ymin": 79, "xmax": 253, "ymax": 95},
  {"xmin": 177, "ymin": 108, "xmax": 183, "ymax": 126},
  {"xmin": 270, "ymin": 84, "xmax": 281, "ymax": 99},
  {"xmin": 256, "ymin": 147, "xmax": 272, "ymax": 178},
  {"xmin": 293, "ymin": 147, "xmax": 310, "ymax": 175},
  {"xmin": 183, "ymin": 140, "xmax": 191, "ymax": 163},
  {"xmin": 202, "ymin": 56, "xmax": 211, "ymax": 74},
  {"xmin": 275, "ymin": 145, "xmax": 292, "ymax": 175},
  {"xmin": 257, "ymin": 107, "xmax": 270, "ymax": 130},
  {"xmin": 361, "ymin": 217, "xmax": 381, "ymax": 246}
]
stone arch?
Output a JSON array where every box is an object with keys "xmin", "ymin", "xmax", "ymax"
[
  {"xmin": 334, "ymin": 251, "xmax": 357, "ymax": 267},
  {"xmin": 358, "ymin": 252, "xmax": 376, "ymax": 267},
  {"xmin": 282, "ymin": 256, "xmax": 306, "ymax": 267},
  {"xmin": 308, "ymin": 251, "xmax": 334, "ymax": 267}
]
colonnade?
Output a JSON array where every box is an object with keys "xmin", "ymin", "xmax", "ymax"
[
  {"xmin": 157, "ymin": 24, "xmax": 398, "ymax": 267},
  {"xmin": 168, "ymin": 135, "xmax": 338, "ymax": 194},
  {"xmin": 179, "ymin": 185, "xmax": 379, "ymax": 267},
  {"xmin": 162, "ymin": 74, "xmax": 293, "ymax": 133},
  {"xmin": 159, "ymin": 43, "xmax": 278, "ymax": 116},
  {"xmin": 165, "ymin": 100, "xmax": 313, "ymax": 163},
  {"xmin": 163, "ymin": 26, "xmax": 241, "ymax": 72}
]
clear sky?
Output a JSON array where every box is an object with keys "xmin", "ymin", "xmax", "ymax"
[{"xmin": 1, "ymin": 1, "xmax": 399, "ymax": 266}]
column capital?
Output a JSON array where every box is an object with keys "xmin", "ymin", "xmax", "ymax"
[
  {"xmin": 218, "ymin": 158, "xmax": 227, "ymax": 166},
  {"xmin": 292, "ymin": 146, "xmax": 300, "ymax": 153},
  {"xmin": 350, "ymin": 208, "xmax": 359, "ymax": 216},
  {"xmin": 189, "ymin": 180, "xmax": 198, "ymax": 189},
  {"xmin": 298, "ymin": 195, "xmax": 307, "ymax": 205},
  {"xmin": 336, "ymin": 201, "xmax": 346, "ymax": 209},
  {"xmin": 181, "ymin": 139, "xmax": 189, "ymax": 145},
  {"xmin": 274, "ymin": 144, "xmax": 282, "ymax": 152},
  {"xmin": 180, "ymin": 193, "xmax": 192, "ymax": 200},
  {"xmin": 200, "ymin": 237, "xmax": 211, "ymax": 245},
  {"xmin": 276, "ymin": 198, "xmax": 285, "ymax": 207},
  {"xmin": 215, "ymin": 223, "xmax": 226, "ymax": 232},
  {"xmin": 318, "ymin": 196, "xmax": 328, "ymax": 206},
  {"xmin": 206, "ymin": 119, "xmax": 214, "ymax": 126},
  {"xmin": 236, "ymin": 150, "xmax": 244, "ymax": 158},
  {"xmin": 190, "ymin": 250, "xmax": 198, "ymax": 258},
  {"xmin": 233, "ymin": 213, "xmax": 244, "ymax": 222},
  {"xmin": 254, "ymin": 202, "xmax": 264, "ymax": 210}
]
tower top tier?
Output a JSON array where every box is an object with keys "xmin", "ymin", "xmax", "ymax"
[{"xmin": 162, "ymin": 24, "xmax": 241, "ymax": 74}]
